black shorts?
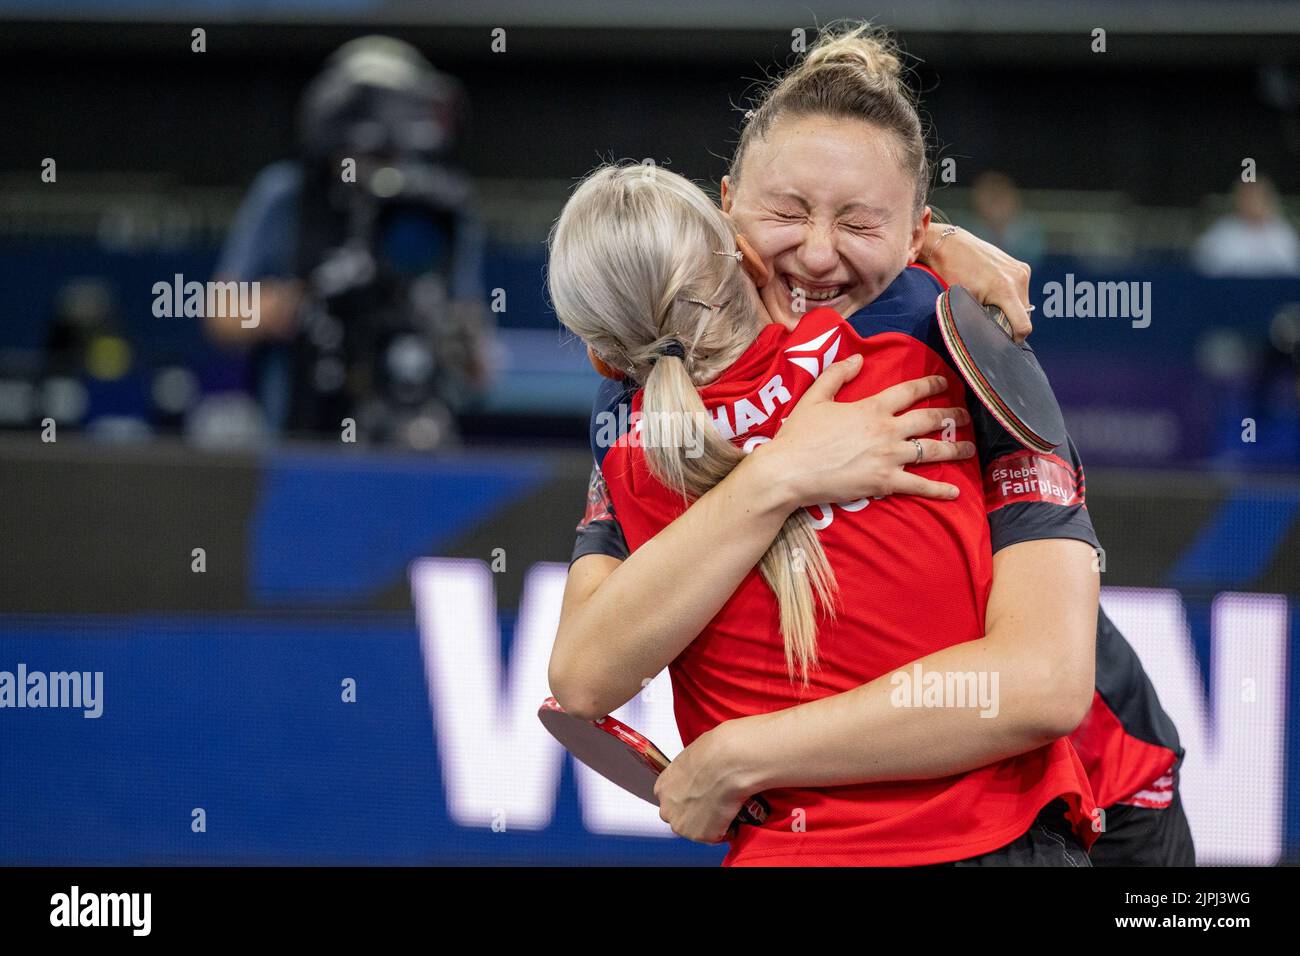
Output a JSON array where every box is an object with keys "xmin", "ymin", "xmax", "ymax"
[
  {"xmin": 1089, "ymin": 786, "xmax": 1196, "ymax": 866},
  {"xmin": 921, "ymin": 799, "xmax": 1091, "ymax": 867}
]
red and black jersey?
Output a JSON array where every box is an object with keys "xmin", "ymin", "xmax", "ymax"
[{"xmin": 572, "ymin": 265, "xmax": 1183, "ymax": 837}]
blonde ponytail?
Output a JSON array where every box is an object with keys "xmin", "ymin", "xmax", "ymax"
[
  {"xmin": 641, "ymin": 350, "xmax": 836, "ymax": 682},
  {"xmin": 548, "ymin": 164, "xmax": 838, "ymax": 682}
]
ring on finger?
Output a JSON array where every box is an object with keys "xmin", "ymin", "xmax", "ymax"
[{"xmin": 911, "ymin": 438, "xmax": 924, "ymax": 464}]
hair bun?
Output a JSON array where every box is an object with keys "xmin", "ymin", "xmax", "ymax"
[
  {"xmin": 728, "ymin": 20, "xmax": 927, "ymax": 223},
  {"xmin": 802, "ymin": 24, "xmax": 903, "ymax": 86}
]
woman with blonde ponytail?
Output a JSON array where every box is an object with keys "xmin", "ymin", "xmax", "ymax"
[
  {"xmin": 550, "ymin": 20, "xmax": 1184, "ymax": 869},
  {"xmin": 550, "ymin": 164, "xmax": 836, "ymax": 682}
]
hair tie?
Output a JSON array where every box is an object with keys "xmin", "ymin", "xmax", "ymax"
[{"xmin": 651, "ymin": 339, "xmax": 687, "ymax": 364}]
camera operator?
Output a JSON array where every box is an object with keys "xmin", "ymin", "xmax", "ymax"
[{"xmin": 205, "ymin": 36, "xmax": 492, "ymax": 448}]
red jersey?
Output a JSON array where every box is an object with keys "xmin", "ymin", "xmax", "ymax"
[{"xmin": 597, "ymin": 301, "xmax": 1097, "ymax": 865}]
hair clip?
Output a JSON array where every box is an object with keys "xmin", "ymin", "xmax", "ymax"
[
  {"xmin": 712, "ymin": 249, "xmax": 743, "ymax": 263},
  {"xmin": 681, "ymin": 297, "xmax": 719, "ymax": 310},
  {"xmin": 743, "ymin": 109, "xmax": 756, "ymax": 121}
]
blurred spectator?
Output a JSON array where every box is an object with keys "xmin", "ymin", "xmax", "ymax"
[
  {"xmin": 1200, "ymin": 304, "xmax": 1300, "ymax": 468},
  {"xmin": 968, "ymin": 171, "xmax": 1046, "ymax": 268},
  {"xmin": 1193, "ymin": 179, "xmax": 1300, "ymax": 277},
  {"xmin": 206, "ymin": 35, "xmax": 492, "ymax": 448}
]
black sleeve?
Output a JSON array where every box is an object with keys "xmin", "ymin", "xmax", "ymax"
[
  {"xmin": 969, "ymin": 349, "xmax": 1102, "ymax": 555},
  {"xmin": 570, "ymin": 464, "xmax": 630, "ymax": 565}
]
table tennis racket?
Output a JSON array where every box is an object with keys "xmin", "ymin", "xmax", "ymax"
[
  {"xmin": 936, "ymin": 285, "xmax": 1067, "ymax": 454},
  {"xmin": 538, "ymin": 696, "xmax": 770, "ymax": 828}
]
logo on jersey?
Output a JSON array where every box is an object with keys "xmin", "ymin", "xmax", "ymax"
[
  {"xmin": 984, "ymin": 450, "xmax": 1085, "ymax": 512},
  {"xmin": 784, "ymin": 327, "xmax": 842, "ymax": 380},
  {"xmin": 577, "ymin": 466, "xmax": 615, "ymax": 530},
  {"xmin": 1118, "ymin": 767, "xmax": 1176, "ymax": 810},
  {"xmin": 709, "ymin": 323, "xmax": 842, "ymax": 440},
  {"xmin": 708, "ymin": 376, "xmax": 792, "ymax": 440}
]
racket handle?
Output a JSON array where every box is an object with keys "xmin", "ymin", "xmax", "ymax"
[
  {"xmin": 987, "ymin": 305, "xmax": 1015, "ymax": 340},
  {"xmin": 734, "ymin": 794, "xmax": 771, "ymax": 827}
]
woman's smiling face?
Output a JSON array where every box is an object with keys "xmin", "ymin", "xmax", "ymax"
[{"xmin": 722, "ymin": 114, "xmax": 930, "ymax": 329}]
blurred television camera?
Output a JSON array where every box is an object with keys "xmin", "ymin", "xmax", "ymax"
[{"xmin": 207, "ymin": 36, "xmax": 493, "ymax": 449}]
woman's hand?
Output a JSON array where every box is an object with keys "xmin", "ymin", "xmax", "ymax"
[
  {"xmin": 752, "ymin": 354, "xmax": 976, "ymax": 509},
  {"xmin": 654, "ymin": 722, "xmax": 751, "ymax": 844},
  {"xmin": 919, "ymin": 219, "xmax": 1034, "ymax": 341}
]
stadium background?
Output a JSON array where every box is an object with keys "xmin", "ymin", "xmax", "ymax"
[{"xmin": 1, "ymin": 0, "xmax": 1298, "ymax": 864}]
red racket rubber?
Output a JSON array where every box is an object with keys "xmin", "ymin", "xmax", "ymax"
[{"xmin": 538, "ymin": 697, "xmax": 769, "ymax": 828}]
